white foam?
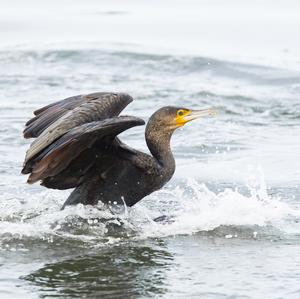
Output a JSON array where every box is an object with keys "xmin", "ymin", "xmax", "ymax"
[
  {"xmin": 132, "ymin": 177, "xmax": 299, "ymax": 239},
  {"xmin": 0, "ymin": 172, "xmax": 298, "ymax": 245}
]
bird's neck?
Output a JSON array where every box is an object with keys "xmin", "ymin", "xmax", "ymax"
[{"xmin": 145, "ymin": 123, "xmax": 175, "ymax": 170}]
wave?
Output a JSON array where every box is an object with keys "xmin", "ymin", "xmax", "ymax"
[
  {"xmin": 0, "ymin": 172, "xmax": 299, "ymax": 250},
  {"xmin": 1, "ymin": 48, "xmax": 300, "ymax": 85}
]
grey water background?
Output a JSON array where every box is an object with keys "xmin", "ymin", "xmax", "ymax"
[{"xmin": 1, "ymin": 1, "xmax": 300, "ymax": 298}]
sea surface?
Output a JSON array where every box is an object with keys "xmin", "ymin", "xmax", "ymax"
[{"xmin": 0, "ymin": 1, "xmax": 300, "ymax": 298}]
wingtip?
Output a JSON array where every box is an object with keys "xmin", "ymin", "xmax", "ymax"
[
  {"xmin": 27, "ymin": 177, "xmax": 35, "ymax": 184},
  {"xmin": 23, "ymin": 131, "xmax": 31, "ymax": 139},
  {"xmin": 27, "ymin": 173, "xmax": 39, "ymax": 185},
  {"xmin": 138, "ymin": 118, "xmax": 146, "ymax": 125},
  {"xmin": 119, "ymin": 115, "xmax": 145, "ymax": 126},
  {"xmin": 118, "ymin": 93, "xmax": 134, "ymax": 104},
  {"xmin": 21, "ymin": 167, "xmax": 29, "ymax": 175}
]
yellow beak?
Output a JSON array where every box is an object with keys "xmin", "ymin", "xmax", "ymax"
[{"xmin": 183, "ymin": 108, "xmax": 217, "ymax": 123}]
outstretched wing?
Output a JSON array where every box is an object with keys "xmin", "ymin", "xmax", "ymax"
[
  {"xmin": 24, "ymin": 116, "xmax": 145, "ymax": 184},
  {"xmin": 23, "ymin": 92, "xmax": 133, "ymax": 163}
]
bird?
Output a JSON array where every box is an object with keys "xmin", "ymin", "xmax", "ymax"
[{"xmin": 22, "ymin": 92, "xmax": 215, "ymax": 209}]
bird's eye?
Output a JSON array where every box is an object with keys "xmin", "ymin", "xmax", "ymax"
[{"xmin": 177, "ymin": 110, "xmax": 184, "ymax": 116}]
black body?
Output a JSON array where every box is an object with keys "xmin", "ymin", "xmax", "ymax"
[{"xmin": 22, "ymin": 93, "xmax": 176, "ymax": 208}]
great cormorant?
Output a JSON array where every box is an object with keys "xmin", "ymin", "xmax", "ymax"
[{"xmin": 22, "ymin": 92, "xmax": 215, "ymax": 209}]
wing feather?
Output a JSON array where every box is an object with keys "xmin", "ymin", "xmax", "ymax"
[
  {"xmin": 25, "ymin": 116, "xmax": 145, "ymax": 184},
  {"xmin": 24, "ymin": 94, "xmax": 92, "ymax": 137},
  {"xmin": 24, "ymin": 92, "xmax": 133, "ymax": 163}
]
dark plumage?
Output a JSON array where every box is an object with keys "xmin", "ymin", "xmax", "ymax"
[{"xmin": 22, "ymin": 92, "xmax": 215, "ymax": 209}]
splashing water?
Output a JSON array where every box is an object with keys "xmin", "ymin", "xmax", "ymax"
[
  {"xmin": 1, "ymin": 172, "xmax": 299, "ymax": 250},
  {"xmin": 131, "ymin": 176, "xmax": 300, "ymax": 239}
]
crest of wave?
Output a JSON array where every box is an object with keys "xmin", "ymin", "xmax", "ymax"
[
  {"xmin": 130, "ymin": 174, "xmax": 300, "ymax": 239},
  {"xmin": 0, "ymin": 171, "xmax": 299, "ymax": 244}
]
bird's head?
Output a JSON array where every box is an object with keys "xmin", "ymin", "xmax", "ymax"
[{"xmin": 148, "ymin": 106, "xmax": 216, "ymax": 133}]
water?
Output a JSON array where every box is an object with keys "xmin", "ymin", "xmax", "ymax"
[{"xmin": 1, "ymin": 1, "xmax": 300, "ymax": 298}]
